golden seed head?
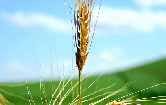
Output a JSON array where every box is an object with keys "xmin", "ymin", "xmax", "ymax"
[
  {"xmin": 74, "ymin": 0, "xmax": 93, "ymax": 71},
  {"xmin": 107, "ymin": 101, "xmax": 126, "ymax": 105}
]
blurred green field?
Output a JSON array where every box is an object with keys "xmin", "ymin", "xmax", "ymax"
[{"xmin": 0, "ymin": 57, "xmax": 166, "ymax": 105}]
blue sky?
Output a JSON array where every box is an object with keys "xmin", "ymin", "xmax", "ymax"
[{"xmin": 0, "ymin": 0, "xmax": 166, "ymax": 82}]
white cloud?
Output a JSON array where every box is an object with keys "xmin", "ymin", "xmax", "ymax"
[
  {"xmin": 96, "ymin": 47, "xmax": 131, "ymax": 71},
  {"xmin": 81, "ymin": 46, "xmax": 135, "ymax": 75},
  {"xmin": 1, "ymin": 11, "xmax": 70, "ymax": 33},
  {"xmin": 1, "ymin": 60, "xmax": 35, "ymax": 81},
  {"xmin": 100, "ymin": 47, "xmax": 122, "ymax": 63},
  {"xmin": 7, "ymin": 60, "xmax": 25, "ymax": 71},
  {"xmin": 92, "ymin": 6, "xmax": 166, "ymax": 33},
  {"xmin": 0, "ymin": 59, "xmax": 74, "ymax": 81},
  {"xmin": 135, "ymin": 0, "xmax": 166, "ymax": 7}
]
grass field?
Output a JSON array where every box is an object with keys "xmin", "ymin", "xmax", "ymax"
[{"xmin": 0, "ymin": 57, "xmax": 166, "ymax": 105}]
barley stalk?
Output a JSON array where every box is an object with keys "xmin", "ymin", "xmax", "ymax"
[{"xmin": 74, "ymin": 0, "xmax": 93, "ymax": 104}]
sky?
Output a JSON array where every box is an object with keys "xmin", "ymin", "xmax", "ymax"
[{"xmin": 0, "ymin": 0, "xmax": 166, "ymax": 82}]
